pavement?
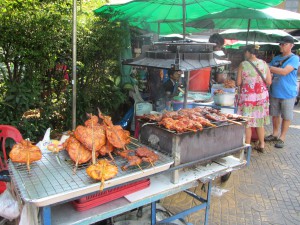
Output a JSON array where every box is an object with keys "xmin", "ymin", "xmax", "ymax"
[{"xmin": 160, "ymin": 103, "xmax": 300, "ymax": 225}]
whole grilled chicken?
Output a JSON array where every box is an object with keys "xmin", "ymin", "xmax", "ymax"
[
  {"xmin": 74, "ymin": 124, "xmax": 106, "ymax": 151},
  {"xmin": 86, "ymin": 159, "xmax": 118, "ymax": 190},
  {"xmin": 9, "ymin": 140, "xmax": 42, "ymax": 171},
  {"xmin": 63, "ymin": 135, "xmax": 95, "ymax": 164}
]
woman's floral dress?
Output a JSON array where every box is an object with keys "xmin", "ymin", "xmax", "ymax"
[{"xmin": 237, "ymin": 59, "xmax": 270, "ymax": 128}]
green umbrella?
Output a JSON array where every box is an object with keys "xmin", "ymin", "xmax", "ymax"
[
  {"xmin": 220, "ymin": 29, "xmax": 299, "ymax": 43},
  {"xmin": 94, "ymin": 0, "xmax": 284, "ymax": 36}
]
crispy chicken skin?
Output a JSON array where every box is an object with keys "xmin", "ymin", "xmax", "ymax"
[
  {"xmin": 86, "ymin": 159, "xmax": 118, "ymax": 190},
  {"xmin": 9, "ymin": 140, "xmax": 42, "ymax": 163},
  {"xmin": 63, "ymin": 135, "xmax": 95, "ymax": 164},
  {"xmin": 74, "ymin": 125, "xmax": 106, "ymax": 151}
]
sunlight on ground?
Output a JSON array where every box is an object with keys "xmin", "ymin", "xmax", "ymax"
[{"xmin": 293, "ymin": 109, "xmax": 300, "ymax": 114}]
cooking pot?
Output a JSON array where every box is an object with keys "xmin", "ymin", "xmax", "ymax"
[{"xmin": 213, "ymin": 93, "xmax": 235, "ymax": 106}]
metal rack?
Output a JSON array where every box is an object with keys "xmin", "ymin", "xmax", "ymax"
[{"xmin": 9, "ymin": 140, "xmax": 174, "ymax": 207}]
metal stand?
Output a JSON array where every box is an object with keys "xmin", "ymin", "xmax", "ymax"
[{"xmin": 151, "ymin": 180, "xmax": 212, "ymax": 225}]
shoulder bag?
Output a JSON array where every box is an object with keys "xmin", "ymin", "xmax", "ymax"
[{"xmin": 247, "ymin": 60, "xmax": 266, "ymax": 84}]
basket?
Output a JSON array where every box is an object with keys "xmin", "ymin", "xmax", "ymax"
[{"xmin": 72, "ymin": 179, "xmax": 150, "ymax": 211}]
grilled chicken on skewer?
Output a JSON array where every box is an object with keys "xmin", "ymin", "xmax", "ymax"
[{"xmin": 86, "ymin": 159, "xmax": 118, "ymax": 191}]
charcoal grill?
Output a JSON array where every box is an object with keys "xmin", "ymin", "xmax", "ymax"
[{"xmin": 139, "ymin": 120, "xmax": 246, "ymax": 183}]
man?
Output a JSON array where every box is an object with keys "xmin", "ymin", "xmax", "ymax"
[
  {"xmin": 265, "ymin": 36, "xmax": 299, "ymax": 148},
  {"xmin": 163, "ymin": 70, "xmax": 182, "ymax": 97}
]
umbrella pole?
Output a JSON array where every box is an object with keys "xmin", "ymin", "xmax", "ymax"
[
  {"xmin": 183, "ymin": 71, "xmax": 190, "ymax": 109},
  {"xmin": 246, "ymin": 19, "xmax": 251, "ymax": 45},
  {"xmin": 72, "ymin": 0, "xmax": 77, "ymax": 129},
  {"xmin": 158, "ymin": 22, "xmax": 160, "ymax": 37},
  {"xmin": 183, "ymin": 0, "xmax": 186, "ymax": 39}
]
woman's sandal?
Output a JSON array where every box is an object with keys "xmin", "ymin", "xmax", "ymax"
[{"xmin": 254, "ymin": 146, "xmax": 264, "ymax": 153}]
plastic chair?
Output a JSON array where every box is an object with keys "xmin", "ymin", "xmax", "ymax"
[{"xmin": 0, "ymin": 125, "xmax": 23, "ymax": 171}]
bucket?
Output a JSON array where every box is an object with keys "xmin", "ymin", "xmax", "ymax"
[
  {"xmin": 135, "ymin": 102, "xmax": 153, "ymax": 116},
  {"xmin": 172, "ymin": 101, "xmax": 194, "ymax": 111},
  {"xmin": 188, "ymin": 68, "xmax": 211, "ymax": 92}
]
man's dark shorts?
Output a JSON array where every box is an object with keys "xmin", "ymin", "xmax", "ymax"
[{"xmin": 270, "ymin": 96, "xmax": 296, "ymax": 120}]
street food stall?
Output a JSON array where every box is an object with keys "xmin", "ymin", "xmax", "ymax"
[{"xmin": 5, "ymin": 40, "xmax": 252, "ymax": 225}]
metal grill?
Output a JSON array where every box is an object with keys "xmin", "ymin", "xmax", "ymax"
[{"xmin": 8, "ymin": 139, "xmax": 173, "ymax": 206}]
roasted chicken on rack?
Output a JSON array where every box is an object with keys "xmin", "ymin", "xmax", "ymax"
[
  {"xmin": 135, "ymin": 147, "xmax": 159, "ymax": 165},
  {"xmin": 98, "ymin": 110, "xmax": 131, "ymax": 150},
  {"xmin": 99, "ymin": 139, "xmax": 115, "ymax": 160},
  {"xmin": 9, "ymin": 140, "xmax": 42, "ymax": 171},
  {"xmin": 121, "ymin": 155, "xmax": 143, "ymax": 171},
  {"xmin": 74, "ymin": 124, "xmax": 106, "ymax": 152},
  {"xmin": 63, "ymin": 135, "xmax": 96, "ymax": 164},
  {"xmin": 86, "ymin": 159, "xmax": 118, "ymax": 190}
]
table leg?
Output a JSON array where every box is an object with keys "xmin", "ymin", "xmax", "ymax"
[
  {"xmin": 246, "ymin": 145, "xmax": 252, "ymax": 166},
  {"xmin": 42, "ymin": 206, "xmax": 51, "ymax": 225},
  {"xmin": 151, "ymin": 201, "xmax": 156, "ymax": 225},
  {"xmin": 204, "ymin": 180, "xmax": 212, "ymax": 225}
]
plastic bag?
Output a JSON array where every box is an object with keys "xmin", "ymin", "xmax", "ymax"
[
  {"xmin": 19, "ymin": 203, "xmax": 39, "ymax": 225},
  {"xmin": 211, "ymin": 186, "xmax": 229, "ymax": 197},
  {"xmin": 0, "ymin": 189, "xmax": 20, "ymax": 220},
  {"xmin": 36, "ymin": 128, "xmax": 52, "ymax": 154}
]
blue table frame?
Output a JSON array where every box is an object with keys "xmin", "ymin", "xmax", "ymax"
[{"xmin": 40, "ymin": 145, "xmax": 251, "ymax": 225}]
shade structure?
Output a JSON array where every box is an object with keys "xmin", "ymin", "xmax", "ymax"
[
  {"xmin": 220, "ymin": 29, "xmax": 299, "ymax": 43},
  {"xmin": 94, "ymin": 0, "xmax": 284, "ymax": 36},
  {"xmin": 187, "ymin": 7, "xmax": 300, "ymax": 30}
]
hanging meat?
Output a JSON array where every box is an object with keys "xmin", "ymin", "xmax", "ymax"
[
  {"xmin": 9, "ymin": 140, "xmax": 42, "ymax": 171},
  {"xmin": 86, "ymin": 159, "xmax": 118, "ymax": 190},
  {"xmin": 63, "ymin": 135, "xmax": 96, "ymax": 165}
]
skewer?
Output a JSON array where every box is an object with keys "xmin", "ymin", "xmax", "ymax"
[
  {"xmin": 185, "ymin": 128, "xmax": 198, "ymax": 132},
  {"xmin": 226, "ymin": 119, "xmax": 243, "ymax": 125},
  {"xmin": 238, "ymin": 116, "xmax": 254, "ymax": 119},
  {"xmin": 137, "ymin": 164, "xmax": 144, "ymax": 172}
]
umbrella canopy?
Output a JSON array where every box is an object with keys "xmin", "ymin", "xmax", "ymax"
[
  {"xmin": 220, "ymin": 29, "xmax": 299, "ymax": 43},
  {"xmin": 225, "ymin": 40, "xmax": 300, "ymax": 51},
  {"xmin": 94, "ymin": 0, "xmax": 284, "ymax": 36},
  {"xmin": 187, "ymin": 7, "xmax": 300, "ymax": 30}
]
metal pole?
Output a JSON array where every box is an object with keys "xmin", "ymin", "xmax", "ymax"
[
  {"xmin": 183, "ymin": 71, "xmax": 190, "ymax": 109},
  {"xmin": 72, "ymin": 0, "xmax": 77, "ymax": 130},
  {"xmin": 182, "ymin": 0, "xmax": 186, "ymax": 39},
  {"xmin": 246, "ymin": 19, "xmax": 251, "ymax": 45}
]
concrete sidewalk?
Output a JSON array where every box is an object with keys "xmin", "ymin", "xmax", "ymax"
[{"xmin": 161, "ymin": 104, "xmax": 300, "ymax": 225}]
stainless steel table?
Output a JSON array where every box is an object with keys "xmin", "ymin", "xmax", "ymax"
[{"xmin": 9, "ymin": 145, "xmax": 251, "ymax": 225}]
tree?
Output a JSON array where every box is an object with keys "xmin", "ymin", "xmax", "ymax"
[{"xmin": 0, "ymin": 0, "xmax": 128, "ymax": 140}]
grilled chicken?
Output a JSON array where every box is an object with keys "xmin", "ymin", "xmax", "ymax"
[
  {"xmin": 9, "ymin": 140, "xmax": 42, "ymax": 171},
  {"xmin": 86, "ymin": 159, "xmax": 118, "ymax": 190}
]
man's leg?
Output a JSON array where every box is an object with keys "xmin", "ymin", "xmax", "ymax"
[
  {"xmin": 279, "ymin": 119, "xmax": 291, "ymax": 141},
  {"xmin": 272, "ymin": 115, "xmax": 281, "ymax": 137}
]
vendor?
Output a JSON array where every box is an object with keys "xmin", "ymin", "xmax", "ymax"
[
  {"xmin": 163, "ymin": 70, "xmax": 182, "ymax": 97},
  {"xmin": 209, "ymin": 33, "xmax": 227, "ymax": 84}
]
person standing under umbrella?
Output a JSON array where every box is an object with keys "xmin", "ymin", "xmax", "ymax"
[
  {"xmin": 265, "ymin": 36, "xmax": 299, "ymax": 148},
  {"xmin": 237, "ymin": 45, "xmax": 272, "ymax": 152}
]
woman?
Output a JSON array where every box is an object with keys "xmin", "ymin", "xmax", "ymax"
[{"xmin": 237, "ymin": 45, "xmax": 272, "ymax": 152}]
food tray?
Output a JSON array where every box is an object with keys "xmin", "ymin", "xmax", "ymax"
[
  {"xmin": 72, "ymin": 179, "xmax": 150, "ymax": 211},
  {"xmin": 8, "ymin": 139, "xmax": 173, "ymax": 207}
]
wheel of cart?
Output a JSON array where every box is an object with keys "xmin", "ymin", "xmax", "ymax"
[{"xmin": 220, "ymin": 172, "xmax": 232, "ymax": 183}]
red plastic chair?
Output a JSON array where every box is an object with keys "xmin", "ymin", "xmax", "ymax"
[{"xmin": 0, "ymin": 125, "xmax": 23, "ymax": 171}]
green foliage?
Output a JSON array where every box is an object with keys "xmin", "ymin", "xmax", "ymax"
[{"xmin": 0, "ymin": 0, "xmax": 129, "ymax": 140}]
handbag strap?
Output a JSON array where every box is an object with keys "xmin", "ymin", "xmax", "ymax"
[
  {"xmin": 278, "ymin": 55, "xmax": 292, "ymax": 67},
  {"xmin": 247, "ymin": 60, "xmax": 266, "ymax": 84}
]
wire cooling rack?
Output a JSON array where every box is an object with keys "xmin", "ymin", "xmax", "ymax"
[{"xmin": 8, "ymin": 139, "xmax": 173, "ymax": 207}]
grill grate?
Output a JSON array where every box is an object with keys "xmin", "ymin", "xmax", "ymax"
[{"xmin": 8, "ymin": 138, "xmax": 173, "ymax": 205}]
